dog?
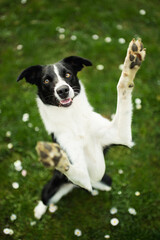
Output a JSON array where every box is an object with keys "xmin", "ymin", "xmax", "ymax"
[{"xmin": 17, "ymin": 39, "xmax": 146, "ymax": 219}]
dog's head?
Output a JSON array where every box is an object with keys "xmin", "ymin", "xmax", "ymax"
[{"xmin": 17, "ymin": 56, "xmax": 92, "ymax": 107}]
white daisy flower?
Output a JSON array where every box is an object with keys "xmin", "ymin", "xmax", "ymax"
[
  {"xmin": 118, "ymin": 38, "xmax": 126, "ymax": 44},
  {"xmin": 12, "ymin": 182, "xmax": 19, "ymax": 189},
  {"xmin": 14, "ymin": 160, "xmax": 22, "ymax": 168},
  {"xmin": 119, "ymin": 64, "xmax": 124, "ymax": 71},
  {"xmin": 21, "ymin": 169, "xmax": 27, "ymax": 177},
  {"xmin": 139, "ymin": 9, "xmax": 146, "ymax": 15},
  {"xmin": 15, "ymin": 165, "xmax": 23, "ymax": 171},
  {"xmin": 9, "ymin": 229, "xmax": 14, "ymax": 235},
  {"xmin": 128, "ymin": 207, "xmax": 137, "ymax": 215},
  {"xmin": 6, "ymin": 131, "xmax": 11, "ymax": 137},
  {"xmin": 96, "ymin": 64, "xmax": 104, "ymax": 70},
  {"xmin": 116, "ymin": 24, "xmax": 123, "ymax": 30},
  {"xmin": 10, "ymin": 214, "xmax": 17, "ymax": 221},
  {"xmin": 3, "ymin": 228, "xmax": 11, "ymax": 234},
  {"xmin": 104, "ymin": 234, "xmax": 110, "ymax": 239},
  {"xmin": 70, "ymin": 35, "xmax": 77, "ymax": 41},
  {"xmin": 110, "ymin": 217, "xmax": 119, "ymax": 226},
  {"xmin": 110, "ymin": 207, "xmax": 118, "ymax": 214},
  {"xmin": 58, "ymin": 27, "xmax": 65, "ymax": 33},
  {"xmin": 135, "ymin": 98, "xmax": 141, "ymax": 104},
  {"xmin": 118, "ymin": 191, "xmax": 122, "ymax": 195},
  {"xmin": 17, "ymin": 44, "xmax": 23, "ymax": 50},
  {"xmin": 136, "ymin": 104, "xmax": 142, "ymax": 110},
  {"xmin": 91, "ymin": 189, "xmax": 99, "ymax": 196},
  {"xmin": 74, "ymin": 229, "xmax": 82, "ymax": 237},
  {"xmin": 22, "ymin": 113, "xmax": 29, "ymax": 122},
  {"xmin": 21, "ymin": 0, "xmax": 27, "ymax": 4},
  {"xmin": 104, "ymin": 37, "xmax": 112, "ymax": 43},
  {"xmin": 49, "ymin": 204, "xmax": 58, "ymax": 213},
  {"xmin": 118, "ymin": 169, "xmax": 124, "ymax": 174},
  {"xmin": 59, "ymin": 34, "xmax": 65, "ymax": 40},
  {"xmin": 135, "ymin": 191, "xmax": 140, "ymax": 196},
  {"xmin": 8, "ymin": 143, "xmax": 13, "ymax": 149},
  {"xmin": 28, "ymin": 122, "xmax": 33, "ymax": 128},
  {"xmin": 3, "ymin": 228, "xmax": 14, "ymax": 235},
  {"xmin": 30, "ymin": 221, "xmax": 36, "ymax": 226},
  {"xmin": 35, "ymin": 126, "xmax": 39, "ymax": 132},
  {"xmin": 92, "ymin": 34, "xmax": 99, "ymax": 40}
]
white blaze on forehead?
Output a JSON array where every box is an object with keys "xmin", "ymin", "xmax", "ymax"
[
  {"xmin": 53, "ymin": 64, "xmax": 68, "ymax": 88},
  {"xmin": 53, "ymin": 64, "xmax": 63, "ymax": 82}
]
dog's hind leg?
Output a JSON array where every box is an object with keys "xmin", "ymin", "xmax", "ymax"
[
  {"xmin": 110, "ymin": 39, "xmax": 146, "ymax": 147},
  {"xmin": 91, "ymin": 173, "xmax": 112, "ymax": 191},
  {"xmin": 34, "ymin": 170, "xmax": 75, "ymax": 219}
]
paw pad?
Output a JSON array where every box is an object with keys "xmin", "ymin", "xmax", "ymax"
[
  {"xmin": 128, "ymin": 39, "xmax": 146, "ymax": 69},
  {"xmin": 132, "ymin": 43, "xmax": 138, "ymax": 52}
]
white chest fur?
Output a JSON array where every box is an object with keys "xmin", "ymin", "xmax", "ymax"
[{"xmin": 36, "ymin": 83, "xmax": 106, "ymax": 183}]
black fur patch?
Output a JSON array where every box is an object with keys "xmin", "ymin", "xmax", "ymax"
[
  {"xmin": 101, "ymin": 173, "xmax": 112, "ymax": 186},
  {"xmin": 41, "ymin": 170, "xmax": 69, "ymax": 205}
]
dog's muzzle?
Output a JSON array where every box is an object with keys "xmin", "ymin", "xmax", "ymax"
[{"xmin": 56, "ymin": 85, "xmax": 73, "ymax": 107}]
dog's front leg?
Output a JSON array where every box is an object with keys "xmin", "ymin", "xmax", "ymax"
[
  {"xmin": 111, "ymin": 39, "xmax": 146, "ymax": 147},
  {"xmin": 56, "ymin": 136, "xmax": 92, "ymax": 191}
]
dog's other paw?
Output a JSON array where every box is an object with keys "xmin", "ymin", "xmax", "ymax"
[
  {"xmin": 127, "ymin": 38, "xmax": 146, "ymax": 70},
  {"xmin": 34, "ymin": 201, "xmax": 47, "ymax": 219},
  {"xmin": 36, "ymin": 141, "xmax": 70, "ymax": 173}
]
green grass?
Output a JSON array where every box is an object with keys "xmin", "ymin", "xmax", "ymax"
[{"xmin": 0, "ymin": 0, "xmax": 160, "ymax": 239}]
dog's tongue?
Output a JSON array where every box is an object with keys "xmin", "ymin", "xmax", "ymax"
[{"xmin": 60, "ymin": 98, "xmax": 72, "ymax": 105}]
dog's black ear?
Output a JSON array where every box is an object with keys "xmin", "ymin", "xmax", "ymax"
[
  {"xmin": 62, "ymin": 56, "xmax": 92, "ymax": 72},
  {"xmin": 17, "ymin": 65, "xmax": 43, "ymax": 85}
]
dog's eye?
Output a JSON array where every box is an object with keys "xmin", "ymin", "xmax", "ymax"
[
  {"xmin": 44, "ymin": 79, "xmax": 50, "ymax": 84},
  {"xmin": 65, "ymin": 73, "xmax": 71, "ymax": 78}
]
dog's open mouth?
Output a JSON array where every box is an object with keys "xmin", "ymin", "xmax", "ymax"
[{"xmin": 60, "ymin": 98, "xmax": 72, "ymax": 107}]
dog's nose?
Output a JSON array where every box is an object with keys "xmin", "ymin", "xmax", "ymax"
[{"xmin": 56, "ymin": 85, "xmax": 69, "ymax": 99}]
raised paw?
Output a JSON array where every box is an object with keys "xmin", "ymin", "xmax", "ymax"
[{"xmin": 128, "ymin": 38, "xmax": 146, "ymax": 70}]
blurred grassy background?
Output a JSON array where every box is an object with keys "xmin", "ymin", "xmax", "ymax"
[{"xmin": 0, "ymin": 0, "xmax": 160, "ymax": 239}]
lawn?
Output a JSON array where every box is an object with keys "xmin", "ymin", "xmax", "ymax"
[{"xmin": 0, "ymin": 0, "xmax": 160, "ymax": 239}]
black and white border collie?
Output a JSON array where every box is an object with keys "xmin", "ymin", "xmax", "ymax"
[{"xmin": 17, "ymin": 39, "xmax": 146, "ymax": 219}]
